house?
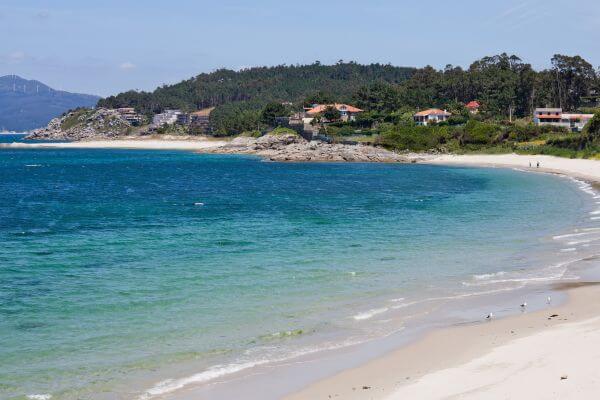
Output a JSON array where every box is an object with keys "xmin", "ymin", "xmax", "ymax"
[
  {"xmin": 176, "ymin": 113, "xmax": 190, "ymax": 125},
  {"xmin": 152, "ymin": 109, "xmax": 182, "ymax": 127},
  {"xmin": 116, "ymin": 107, "xmax": 144, "ymax": 126},
  {"xmin": 190, "ymin": 107, "xmax": 215, "ymax": 134},
  {"xmin": 466, "ymin": 101, "xmax": 480, "ymax": 114},
  {"xmin": 305, "ymin": 103, "xmax": 363, "ymax": 122},
  {"xmin": 533, "ymin": 108, "xmax": 594, "ymax": 132},
  {"xmin": 413, "ymin": 109, "xmax": 451, "ymax": 126}
]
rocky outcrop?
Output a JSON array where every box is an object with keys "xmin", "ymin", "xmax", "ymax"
[
  {"xmin": 208, "ymin": 133, "xmax": 425, "ymax": 163},
  {"xmin": 25, "ymin": 108, "xmax": 132, "ymax": 140}
]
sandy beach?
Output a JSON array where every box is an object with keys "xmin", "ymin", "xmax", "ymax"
[
  {"xmin": 426, "ymin": 153, "xmax": 600, "ymax": 184},
  {"xmin": 286, "ymin": 283, "xmax": 600, "ymax": 400},
  {"xmin": 0, "ymin": 136, "xmax": 228, "ymax": 151}
]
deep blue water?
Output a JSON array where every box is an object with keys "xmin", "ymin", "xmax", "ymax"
[{"xmin": 0, "ymin": 134, "xmax": 593, "ymax": 399}]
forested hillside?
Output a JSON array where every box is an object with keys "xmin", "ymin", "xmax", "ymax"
[
  {"xmin": 99, "ymin": 55, "xmax": 599, "ymax": 136},
  {"xmin": 98, "ymin": 62, "xmax": 416, "ymax": 114}
]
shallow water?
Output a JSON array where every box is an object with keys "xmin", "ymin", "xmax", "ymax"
[{"xmin": 0, "ymin": 136, "xmax": 598, "ymax": 399}]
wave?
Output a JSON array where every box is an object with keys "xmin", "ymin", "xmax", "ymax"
[
  {"xmin": 472, "ymin": 271, "xmax": 506, "ymax": 280},
  {"xmin": 139, "ymin": 337, "xmax": 363, "ymax": 400},
  {"xmin": 353, "ymin": 307, "xmax": 389, "ymax": 320},
  {"xmin": 560, "ymin": 248, "xmax": 577, "ymax": 252},
  {"xmin": 27, "ymin": 395, "xmax": 51, "ymax": 400}
]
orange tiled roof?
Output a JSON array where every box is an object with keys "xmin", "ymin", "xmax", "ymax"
[
  {"xmin": 305, "ymin": 104, "xmax": 363, "ymax": 115},
  {"xmin": 537, "ymin": 115, "xmax": 561, "ymax": 119},
  {"xmin": 414, "ymin": 108, "xmax": 451, "ymax": 117},
  {"xmin": 466, "ymin": 101, "xmax": 480, "ymax": 108},
  {"xmin": 191, "ymin": 107, "xmax": 215, "ymax": 117}
]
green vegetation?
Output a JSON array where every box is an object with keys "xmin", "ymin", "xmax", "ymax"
[
  {"xmin": 268, "ymin": 127, "xmax": 298, "ymax": 136},
  {"xmin": 60, "ymin": 108, "xmax": 90, "ymax": 130},
  {"xmin": 98, "ymin": 54, "xmax": 600, "ymax": 157}
]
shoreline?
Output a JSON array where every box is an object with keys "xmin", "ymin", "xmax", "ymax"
[
  {"xmin": 4, "ymin": 138, "xmax": 600, "ymax": 399},
  {"xmin": 3, "ymin": 137, "xmax": 600, "ymax": 182},
  {"xmin": 286, "ymin": 282, "xmax": 600, "ymax": 400},
  {"xmin": 425, "ymin": 153, "xmax": 600, "ymax": 185}
]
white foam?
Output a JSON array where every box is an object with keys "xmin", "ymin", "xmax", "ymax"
[
  {"xmin": 139, "ymin": 338, "xmax": 363, "ymax": 400},
  {"xmin": 140, "ymin": 361, "xmax": 267, "ymax": 399},
  {"xmin": 560, "ymin": 248, "xmax": 577, "ymax": 252},
  {"xmin": 389, "ymin": 297, "xmax": 406, "ymax": 303},
  {"xmin": 553, "ymin": 232, "xmax": 596, "ymax": 240},
  {"xmin": 27, "ymin": 395, "xmax": 51, "ymax": 400},
  {"xmin": 590, "ymin": 210, "xmax": 600, "ymax": 215},
  {"xmin": 194, "ymin": 202, "xmax": 204, "ymax": 206},
  {"xmin": 591, "ymin": 217, "xmax": 600, "ymax": 221},
  {"xmin": 472, "ymin": 271, "xmax": 506, "ymax": 281},
  {"xmin": 353, "ymin": 307, "xmax": 389, "ymax": 320},
  {"xmin": 25, "ymin": 164, "xmax": 41, "ymax": 167}
]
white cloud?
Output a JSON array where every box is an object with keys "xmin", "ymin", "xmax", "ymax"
[
  {"xmin": 8, "ymin": 51, "xmax": 26, "ymax": 62},
  {"xmin": 119, "ymin": 61, "xmax": 136, "ymax": 71}
]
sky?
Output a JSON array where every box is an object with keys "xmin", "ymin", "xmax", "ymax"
[{"xmin": 1, "ymin": 0, "xmax": 599, "ymax": 97}]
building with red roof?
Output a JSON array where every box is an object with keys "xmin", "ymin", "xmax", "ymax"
[
  {"xmin": 413, "ymin": 109, "xmax": 451, "ymax": 126},
  {"xmin": 305, "ymin": 103, "xmax": 363, "ymax": 122},
  {"xmin": 466, "ymin": 101, "xmax": 480, "ymax": 114}
]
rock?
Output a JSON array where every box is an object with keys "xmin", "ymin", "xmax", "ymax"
[
  {"xmin": 208, "ymin": 133, "xmax": 421, "ymax": 163},
  {"xmin": 25, "ymin": 108, "xmax": 132, "ymax": 140}
]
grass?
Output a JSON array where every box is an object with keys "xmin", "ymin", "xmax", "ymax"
[{"xmin": 60, "ymin": 109, "xmax": 90, "ymax": 130}]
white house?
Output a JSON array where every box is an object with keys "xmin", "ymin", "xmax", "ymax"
[
  {"xmin": 413, "ymin": 109, "xmax": 451, "ymax": 126},
  {"xmin": 533, "ymin": 108, "xmax": 594, "ymax": 132},
  {"xmin": 152, "ymin": 109, "xmax": 182, "ymax": 127}
]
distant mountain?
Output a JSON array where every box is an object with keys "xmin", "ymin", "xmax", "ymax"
[{"xmin": 0, "ymin": 75, "xmax": 101, "ymax": 132}]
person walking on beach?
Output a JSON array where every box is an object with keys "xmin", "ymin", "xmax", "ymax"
[
  {"xmin": 536, "ymin": 161, "xmax": 540, "ymax": 168},
  {"xmin": 529, "ymin": 161, "xmax": 531, "ymax": 168}
]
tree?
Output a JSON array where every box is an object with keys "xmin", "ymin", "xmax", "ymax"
[
  {"xmin": 322, "ymin": 106, "xmax": 341, "ymax": 122},
  {"xmin": 260, "ymin": 102, "xmax": 286, "ymax": 126},
  {"xmin": 551, "ymin": 54, "xmax": 597, "ymax": 110}
]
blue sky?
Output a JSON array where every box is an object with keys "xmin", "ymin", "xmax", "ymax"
[{"xmin": 1, "ymin": 0, "xmax": 599, "ymax": 97}]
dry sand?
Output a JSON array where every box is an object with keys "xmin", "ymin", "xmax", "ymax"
[
  {"xmin": 0, "ymin": 137, "xmax": 227, "ymax": 151},
  {"xmin": 426, "ymin": 153, "xmax": 600, "ymax": 184}
]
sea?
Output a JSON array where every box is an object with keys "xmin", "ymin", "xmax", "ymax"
[{"xmin": 1, "ymin": 133, "xmax": 599, "ymax": 400}]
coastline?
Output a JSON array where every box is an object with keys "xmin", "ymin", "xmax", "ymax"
[
  {"xmin": 283, "ymin": 154, "xmax": 600, "ymax": 400},
  {"xmin": 4, "ymin": 136, "xmax": 600, "ymax": 182},
  {"xmin": 286, "ymin": 282, "xmax": 600, "ymax": 400},
  {"xmin": 154, "ymin": 153, "xmax": 600, "ymax": 400},
  {"xmin": 424, "ymin": 153, "xmax": 600, "ymax": 185},
  {"xmin": 4, "ymin": 137, "xmax": 600, "ymax": 399},
  {"xmin": 0, "ymin": 136, "xmax": 228, "ymax": 151}
]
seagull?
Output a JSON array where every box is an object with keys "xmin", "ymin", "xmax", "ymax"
[
  {"xmin": 485, "ymin": 312, "xmax": 494, "ymax": 320},
  {"xmin": 547, "ymin": 296, "xmax": 552, "ymax": 304},
  {"xmin": 520, "ymin": 302, "xmax": 527, "ymax": 309}
]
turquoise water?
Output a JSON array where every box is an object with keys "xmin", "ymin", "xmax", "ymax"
[{"xmin": 0, "ymin": 134, "xmax": 597, "ymax": 399}]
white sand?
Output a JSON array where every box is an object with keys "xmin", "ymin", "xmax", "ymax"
[
  {"xmin": 1, "ymin": 138, "xmax": 227, "ymax": 151},
  {"xmin": 387, "ymin": 316, "xmax": 600, "ymax": 400},
  {"xmin": 427, "ymin": 153, "xmax": 600, "ymax": 184}
]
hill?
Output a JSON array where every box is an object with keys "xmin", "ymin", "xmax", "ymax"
[
  {"xmin": 0, "ymin": 75, "xmax": 101, "ymax": 132},
  {"xmin": 98, "ymin": 62, "xmax": 416, "ymax": 128}
]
